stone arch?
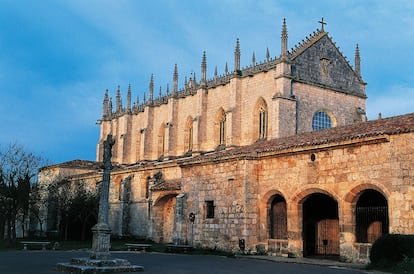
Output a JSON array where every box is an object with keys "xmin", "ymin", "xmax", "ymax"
[
  {"xmin": 344, "ymin": 183, "xmax": 389, "ymax": 205},
  {"xmin": 291, "ymin": 187, "xmax": 340, "ymax": 206},
  {"xmin": 270, "ymin": 195, "xmax": 288, "ymax": 239},
  {"xmin": 292, "ymin": 188, "xmax": 340, "ymax": 257},
  {"xmin": 214, "ymin": 108, "xmax": 226, "ymax": 147},
  {"xmin": 345, "ymin": 185, "xmax": 389, "ymax": 244},
  {"xmin": 152, "ymin": 193, "xmax": 177, "ymax": 243},
  {"xmin": 253, "ymin": 97, "xmax": 268, "ymax": 140},
  {"xmin": 261, "ymin": 190, "xmax": 287, "ymax": 240}
]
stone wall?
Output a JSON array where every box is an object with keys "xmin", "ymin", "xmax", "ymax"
[
  {"xmin": 175, "ymin": 130, "xmax": 414, "ymax": 261},
  {"xmin": 99, "ymin": 65, "xmax": 365, "ymax": 165}
]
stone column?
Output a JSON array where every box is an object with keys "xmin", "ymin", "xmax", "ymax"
[
  {"xmin": 90, "ymin": 133, "xmax": 115, "ymax": 260},
  {"xmin": 57, "ymin": 134, "xmax": 144, "ymax": 272}
]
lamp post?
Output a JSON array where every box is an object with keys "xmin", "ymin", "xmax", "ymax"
[{"xmin": 189, "ymin": 212, "xmax": 195, "ymax": 246}]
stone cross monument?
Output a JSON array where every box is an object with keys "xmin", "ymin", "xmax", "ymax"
[
  {"xmin": 57, "ymin": 134, "xmax": 143, "ymax": 273},
  {"xmin": 90, "ymin": 133, "xmax": 115, "ymax": 260}
]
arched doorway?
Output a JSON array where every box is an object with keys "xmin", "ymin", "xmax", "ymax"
[
  {"xmin": 152, "ymin": 195, "xmax": 176, "ymax": 243},
  {"xmin": 302, "ymin": 193, "xmax": 339, "ymax": 257},
  {"xmin": 355, "ymin": 189, "xmax": 388, "ymax": 243},
  {"xmin": 270, "ymin": 195, "xmax": 287, "ymax": 239}
]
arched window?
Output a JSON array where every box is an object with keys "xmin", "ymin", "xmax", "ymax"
[
  {"xmin": 312, "ymin": 110, "xmax": 335, "ymax": 131},
  {"xmin": 215, "ymin": 108, "xmax": 226, "ymax": 147},
  {"xmin": 219, "ymin": 118, "xmax": 225, "ymax": 145},
  {"xmin": 259, "ymin": 107, "xmax": 267, "ymax": 139},
  {"xmin": 184, "ymin": 116, "xmax": 193, "ymax": 152},
  {"xmin": 254, "ymin": 98, "xmax": 268, "ymax": 140}
]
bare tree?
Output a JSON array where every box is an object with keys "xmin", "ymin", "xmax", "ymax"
[
  {"xmin": 29, "ymin": 182, "xmax": 48, "ymax": 236},
  {"xmin": 0, "ymin": 143, "xmax": 45, "ymax": 246}
]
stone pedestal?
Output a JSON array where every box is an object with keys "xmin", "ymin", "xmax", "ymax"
[
  {"xmin": 90, "ymin": 223, "xmax": 112, "ymax": 260},
  {"xmin": 57, "ymin": 257, "xmax": 144, "ymax": 273}
]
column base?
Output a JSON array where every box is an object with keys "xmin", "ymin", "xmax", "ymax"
[{"xmin": 56, "ymin": 257, "xmax": 144, "ymax": 273}]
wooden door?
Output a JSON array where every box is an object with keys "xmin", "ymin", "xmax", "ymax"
[{"xmin": 316, "ymin": 219, "xmax": 339, "ymax": 255}]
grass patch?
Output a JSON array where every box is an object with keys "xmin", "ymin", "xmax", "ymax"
[
  {"xmin": 3, "ymin": 238, "xmax": 236, "ymax": 258},
  {"xmin": 191, "ymin": 247, "xmax": 236, "ymax": 258}
]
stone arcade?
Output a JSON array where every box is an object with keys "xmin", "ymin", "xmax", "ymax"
[{"xmin": 37, "ymin": 19, "xmax": 414, "ymax": 263}]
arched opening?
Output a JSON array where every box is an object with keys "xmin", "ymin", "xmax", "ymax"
[
  {"xmin": 302, "ymin": 193, "xmax": 339, "ymax": 257},
  {"xmin": 270, "ymin": 195, "xmax": 287, "ymax": 239},
  {"xmin": 254, "ymin": 98, "xmax": 268, "ymax": 141},
  {"xmin": 215, "ymin": 108, "xmax": 226, "ymax": 147},
  {"xmin": 312, "ymin": 110, "xmax": 336, "ymax": 131},
  {"xmin": 152, "ymin": 194, "xmax": 176, "ymax": 243},
  {"xmin": 355, "ymin": 189, "xmax": 388, "ymax": 243}
]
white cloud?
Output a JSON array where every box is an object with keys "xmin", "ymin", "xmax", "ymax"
[{"xmin": 367, "ymin": 85, "xmax": 414, "ymax": 119}]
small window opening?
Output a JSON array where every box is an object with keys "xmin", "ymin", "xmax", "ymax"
[{"xmin": 206, "ymin": 200, "xmax": 215, "ymax": 219}]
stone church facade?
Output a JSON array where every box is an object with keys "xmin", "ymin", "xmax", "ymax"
[{"xmin": 38, "ymin": 20, "xmax": 414, "ymax": 263}]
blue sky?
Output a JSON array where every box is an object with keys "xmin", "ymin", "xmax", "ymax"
[{"xmin": 1, "ymin": 0, "xmax": 413, "ymax": 164}]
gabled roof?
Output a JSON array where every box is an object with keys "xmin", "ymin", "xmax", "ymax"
[
  {"xmin": 39, "ymin": 159, "xmax": 102, "ymax": 171},
  {"xmin": 150, "ymin": 179, "xmax": 181, "ymax": 191},
  {"xmin": 182, "ymin": 113, "xmax": 414, "ymax": 164},
  {"xmin": 289, "ymin": 29, "xmax": 366, "ymax": 97}
]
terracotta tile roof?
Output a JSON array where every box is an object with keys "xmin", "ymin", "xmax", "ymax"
[
  {"xmin": 150, "ymin": 179, "xmax": 181, "ymax": 191},
  {"xmin": 185, "ymin": 112, "xmax": 414, "ymax": 163},
  {"xmin": 40, "ymin": 159, "xmax": 102, "ymax": 171}
]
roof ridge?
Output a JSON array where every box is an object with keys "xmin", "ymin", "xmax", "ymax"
[
  {"xmin": 185, "ymin": 113, "xmax": 414, "ymax": 163},
  {"xmin": 289, "ymin": 29, "xmax": 326, "ymax": 59}
]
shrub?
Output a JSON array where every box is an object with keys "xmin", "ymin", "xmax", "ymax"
[{"xmin": 370, "ymin": 234, "xmax": 414, "ymax": 264}]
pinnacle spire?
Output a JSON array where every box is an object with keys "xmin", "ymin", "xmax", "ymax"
[
  {"xmin": 281, "ymin": 18, "xmax": 288, "ymax": 60},
  {"xmin": 103, "ymin": 89, "xmax": 109, "ymax": 118},
  {"xmin": 109, "ymin": 97, "xmax": 113, "ymax": 116},
  {"xmin": 192, "ymin": 72, "xmax": 197, "ymax": 87},
  {"xmin": 173, "ymin": 64, "xmax": 178, "ymax": 95},
  {"xmin": 116, "ymin": 85, "xmax": 122, "ymax": 113},
  {"xmin": 149, "ymin": 74, "xmax": 154, "ymax": 102},
  {"xmin": 127, "ymin": 84, "xmax": 131, "ymax": 112},
  {"xmin": 201, "ymin": 51, "xmax": 207, "ymax": 87},
  {"xmin": 234, "ymin": 38, "xmax": 241, "ymax": 73},
  {"xmin": 355, "ymin": 44, "xmax": 361, "ymax": 77},
  {"xmin": 266, "ymin": 47, "xmax": 270, "ymax": 62},
  {"xmin": 252, "ymin": 52, "xmax": 256, "ymax": 67}
]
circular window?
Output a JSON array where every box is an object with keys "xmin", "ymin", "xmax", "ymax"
[{"xmin": 312, "ymin": 111, "xmax": 333, "ymax": 131}]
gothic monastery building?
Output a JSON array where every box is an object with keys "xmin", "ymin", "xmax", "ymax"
[{"xmin": 38, "ymin": 19, "xmax": 414, "ymax": 262}]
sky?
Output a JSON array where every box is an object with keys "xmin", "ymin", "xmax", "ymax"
[{"xmin": 1, "ymin": 0, "xmax": 413, "ymax": 164}]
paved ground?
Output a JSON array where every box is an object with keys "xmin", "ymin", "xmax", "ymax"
[{"xmin": 0, "ymin": 250, "xmax": 373, "ymax": 274}]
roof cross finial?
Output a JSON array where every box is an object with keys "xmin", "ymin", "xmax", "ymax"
[{"xmin": 318, "ymin": 17, "xmax": 327, "ymax": 31}]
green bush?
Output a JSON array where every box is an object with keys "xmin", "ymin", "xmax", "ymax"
[{"xmin": 370, "ymin": 234, "xmax": 414, "ymax": 264}]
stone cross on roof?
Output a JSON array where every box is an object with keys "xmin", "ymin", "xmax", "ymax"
[{"xmin": 318, "ymin": 17, "xmax": 327, "ymax": 31}]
